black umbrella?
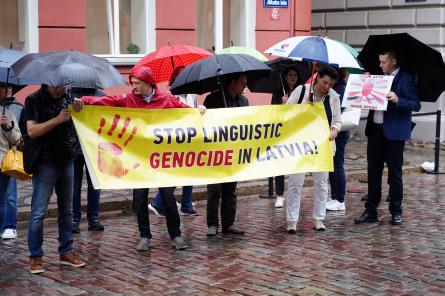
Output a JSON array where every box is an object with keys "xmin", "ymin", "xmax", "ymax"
[
  {"xmin": 170, "ymin": 54, "xmax": 272, "ymax": 95},
  {"xmin": 358, "ymin": 33, "xmax": 445, "ymax": 102},
  {"xmin": 11, "ymin": 50, "xmax": 127, "ymax": 89},
  {"xmin": 247, "ymin": 58, "xmax": 310, "ymax": 93}
]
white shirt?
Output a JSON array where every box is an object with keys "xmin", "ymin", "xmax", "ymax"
[
  {"xmin": 143, "ymin": 89, "xmax": 155, "ymax": 103},
  {"xmin": 373, "ymin": 67, "xmax": 400, "ymax": 124}
]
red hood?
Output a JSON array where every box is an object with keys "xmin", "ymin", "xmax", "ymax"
[{"xmin": 129, "ymin": 66, "xmax": 156, "ymax": 88}]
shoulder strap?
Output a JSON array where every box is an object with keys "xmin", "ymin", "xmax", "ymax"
[{"xmin": 297, "ymin": 85, "xmax": 306, "ymax": 104}]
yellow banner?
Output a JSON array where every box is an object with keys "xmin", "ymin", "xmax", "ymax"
[{"xmin": 70, "ymin": 104, "xmax": 333, "ymax": 189}]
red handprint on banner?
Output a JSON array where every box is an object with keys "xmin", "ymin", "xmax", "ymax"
[{"xmin": 96, "ymin": 114, "xmax": 140, "ymax": 178}]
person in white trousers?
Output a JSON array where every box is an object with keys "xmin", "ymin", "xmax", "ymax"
[{"xmin": 285, "ymin": 66, "xmax": 342, "ymax": 233}]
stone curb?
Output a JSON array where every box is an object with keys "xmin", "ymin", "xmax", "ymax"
[{"xmin": 17, "ymin": 165, "xmax": 422, "ymax": 222}]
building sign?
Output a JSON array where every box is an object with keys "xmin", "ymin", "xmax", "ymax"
[
  {"xmin": 263, "ymin": 0, "xmax": 289, "ymax": 8},
  {"xmin": 271, "ymin": 8, "xmax": 280, "ymax": 20}
]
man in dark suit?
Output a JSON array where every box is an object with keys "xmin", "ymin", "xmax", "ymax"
[
  {"xmin": 355, "ymin": 50, "xmax": 421, "ymax": 225},
  {"xmin": 204, "ymin": 73, "xmax": 249, "ymax": 236}
]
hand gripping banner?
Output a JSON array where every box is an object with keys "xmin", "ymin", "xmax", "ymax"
[{"xmin": 70, "ymin": 104, "xmax": 333, "ymax": 189}]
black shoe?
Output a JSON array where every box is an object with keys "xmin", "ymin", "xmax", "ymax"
[
  {"xmin": 222, "ymin": 225, "xmax": 245, "ymax": 235},
  {"xmin": 88, "ymin": 219, "xmax": 105, "ymax": 231},
  {"xmin": 391, "ymin": 215, "xmax": 402, "ymax": 225},
  {"xmin": 361, "ymin": 194, "xmax": 368, "ymax": 201},
  {"xmin": 72, "ymin": 221, "xmax": 80, "ymax": 234},
  {"xmin": 354, "ymin": 211, "xmax": 378, "ymax": 224}
]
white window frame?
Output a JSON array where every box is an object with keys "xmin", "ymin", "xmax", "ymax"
[
  {"xmin": 14, "ymin": 0, "xmax": 39, "ymax": 53},
  {"xmin": 95, "ymin": 0, "xmax": 156, "ymax": 65},
  {"xmin": 214, "ymin": 0, "xmax": 256, "ymax": 50}
]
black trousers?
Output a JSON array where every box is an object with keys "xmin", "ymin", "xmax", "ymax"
[
  {"xmin": 206, "ymin": 182, "xmax": 237, "ymax": 229},
  {"xmin": 274, "ymin": 176, "xmax": 285, "ymax": 196},
  {"xmin": 365, "ymin": 125, "xmax": 405, "ymax": 216},
  {"xmin": 133, "ymin": 187, "xmax": 181, "ymax": 239}
]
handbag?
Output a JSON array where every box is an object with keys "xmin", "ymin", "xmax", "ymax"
[
  {"xmin": 340, "ymin": 107, "xmax": 361, "ymax": 131},
  {"xmin": 1, "ymin": 147, "xmax": 32, "ymax": 180}
]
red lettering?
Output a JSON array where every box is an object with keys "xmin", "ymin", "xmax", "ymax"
[
  {"xmin": 172, "ymin": 152, "xmax": 184, "ymax": 168},
  {"xmin": 150, "ymin": 152, "xmax": 160, "ymax": 169},
  {"xmin": 207, "ymin": 150, "xmax": 213, "ymax": 166},
  {"xmin": 225, "ymin": 150, "xmax": 233, "ymax": 165},
  {"xmin": 197, "ymin": 151, "xmax": 206, "ymax": 166},
  {"xmin": 161, "ymin": 152, "xmax": 172, "ymax": 168},
  {"xmin": 185, "ymin": 152, "xmax": 196, "ymax": 167},
  {"xmin": 213, "ymin": 150, "xmax": 224, "ymax": 166}
]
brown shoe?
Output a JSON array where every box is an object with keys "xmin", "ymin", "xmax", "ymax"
[
  {"xmin": 60, "ymin": 252, "xmax": 86, "ymax": 268},
  {"xmin": 29, "ymin": 257, "xmax": 44, "ymax": 274}
]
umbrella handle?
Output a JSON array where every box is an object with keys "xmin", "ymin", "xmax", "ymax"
[
  {"xmin": 216, "ymin": 67, "xmax": 227, "ymax": 108},
  {"xmin": 308, "ymin": 61, "xmax": 318, "ymax": 102},
  {"xmin": 279, "ymin": 74, "xmax": 286, "ymax": 98}
]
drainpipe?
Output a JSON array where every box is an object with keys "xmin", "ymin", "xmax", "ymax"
[{"xmin": 289, "ymin": 0, "xmax": 295, "ymax": 37}]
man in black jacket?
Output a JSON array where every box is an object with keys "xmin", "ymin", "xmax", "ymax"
[
  {"xmin": 22, "ymin": 85, "xmax": 85, "ymax": 274},
  {"xmin": 204, "ymin": 73, "xmax": 249, "ymax": 236}
]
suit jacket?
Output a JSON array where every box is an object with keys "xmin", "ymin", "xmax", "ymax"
[
  {"xmin": 365, "ymin": 71, "xmax": 421, "ymax": 141},
  {"xmin": 204, "ymin": 90, "xmax": 249, "ymax": 109}
]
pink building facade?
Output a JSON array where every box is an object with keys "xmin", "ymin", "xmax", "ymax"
[{"xmin": 1, "ymin": 0, "xmax": 312, "ymax": 104}]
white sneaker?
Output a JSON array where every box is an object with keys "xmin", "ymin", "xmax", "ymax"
[
  {"xmin": 313, "ymin": 219, "xmax": 326, "ymax": 231},
  {"xmin": 287, "ymin": 220, "xmax": 297, "ymax": 233},
  {"xmin": 176, "ymin": 201, "xmax": 181, "ymax": 208},
  {"xmin": 2, "ymin": 228, "xmax": 17, "ymax": 239},
  {"xmin": 275, "ymin": 196, "xmax": 284, "ymax": 208},
  {"xmin": 326, "ymin": 200, "xmax": 345, "ymax": 211}
]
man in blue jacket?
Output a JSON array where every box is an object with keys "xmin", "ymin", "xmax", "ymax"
[{"xmin": 355, "ymin": 50, "xmax": 421, "ymax": 225}]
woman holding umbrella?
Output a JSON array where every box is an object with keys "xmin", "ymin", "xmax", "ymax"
[{"xmin": 271, "ymin": 66, "xmax": 302, "ymax": 208}]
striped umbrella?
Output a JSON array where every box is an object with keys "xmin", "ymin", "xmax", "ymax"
[{"xmin": 265, "ymin": 36, "xmax": 363, "ymax": 70}]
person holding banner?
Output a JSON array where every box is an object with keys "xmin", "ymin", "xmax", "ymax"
[
  {"xmin": 204, "ymin": 73, "xmax": 249, "ymax": 237},
  {"xmin": 149, "ymin": 66, "xmax": 198, "ymax": 217},
  {"xmin": 271, "ymin": 67, "xmax": 301, "ymax": 208},
  {"xmin": 73, "ymin": 66, "xmax": 206, "ymax": 251},
  {"xmin": 354, "ymin": 50, "xmax": 421, "ymax": 226},
  {"xmin": 285, "ymin": 66, "xmax": 341, "ymax": 233},
  {"xmin": 23, "ymin": 84, "xmax": 86, "ymax": 274},
  {"xmin": 67, "ymin": 87, "xmax": 106, "ymax": 234}
]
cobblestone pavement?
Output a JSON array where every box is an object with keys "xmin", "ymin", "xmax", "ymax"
[
  {"xmin": 1, "ymin": 173, "xmax": 444, "ymax": 295},
  {"xmin": 16, "ymin": 136, "xmax": 442, "ymax": 211}
]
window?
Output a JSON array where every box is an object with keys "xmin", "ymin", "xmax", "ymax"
[
  {"xmin": 86, "ymin": 0, "xmax": 155, "ymax": 61},
  {"xmin": 0, "ymin": 0, "xmax": 38, "ymax": 52}
]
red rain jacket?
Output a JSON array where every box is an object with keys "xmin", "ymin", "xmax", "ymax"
[{"xmin": 81, "ymin": 66, "xmax": 190, "ymax": 109}]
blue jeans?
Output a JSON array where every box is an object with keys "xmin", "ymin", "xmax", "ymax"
[
  {"xmin": 329, "ymin": 131, "xmax": 350, "ymax": 203},
  {"xmin": 152, "ymin": 186, "xmax": 193, "ymax": 212},
  {"xmin": 72, "ymin": 154, "xmax": 101, "ymax": 222},
  {"xmin": 28, "ymin": 161, "xmax": 74, "ymax": 257},
  {"xmin": 0, "ymin": 175, "xmax": 17, "ymax": 231}
]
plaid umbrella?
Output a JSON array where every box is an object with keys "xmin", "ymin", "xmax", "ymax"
[{"xmin": 135, "ymin": 44, "xmax": 212, "ymax": 83}]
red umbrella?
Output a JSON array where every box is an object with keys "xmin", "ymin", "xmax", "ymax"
[{"xmin": 135, "ymin": 44, "xmax": 212, "ymax": 83}]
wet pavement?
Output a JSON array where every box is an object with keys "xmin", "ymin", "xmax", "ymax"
[
  {"xmin": 1, "ymin": 172, "xmax": 444, "ymax": 295},
  {"xmin": 15, "ymin": 135, "xmax": 443, "ymax": 221}
]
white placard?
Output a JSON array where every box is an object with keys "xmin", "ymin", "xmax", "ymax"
[{"xmin": 342, "ymin": 74, "xmax": 394, "ymax": 111}]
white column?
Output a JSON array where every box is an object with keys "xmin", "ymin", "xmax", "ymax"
[
  {"xmin": 146, "ymin": 0, "xmax": 156, "ymax": 53},
  {"xmin": 244, "ymin": 0, "xmax": 256, "ymax": 48},
  {"xmin": 112, "ymin": 0, "xmax": 120, "ymax": 55},
  {"xmin": 22, "ymin": 0, "xmax": 39, "ymax": 53},
  {"xmin": 214, "ymin": 0, "xmax": 223, "ymax": 50}
]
